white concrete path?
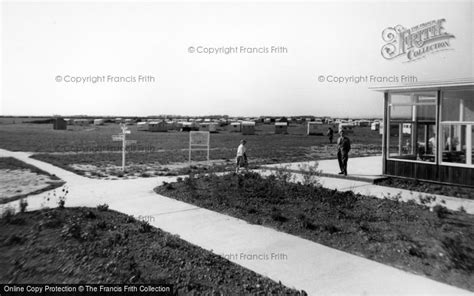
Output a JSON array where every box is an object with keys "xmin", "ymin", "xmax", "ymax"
[{"xmin": 1, "ymin": 149, "xmax": 472, "ymax": 296}]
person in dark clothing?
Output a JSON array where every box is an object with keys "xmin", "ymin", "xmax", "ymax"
[
  {"xmin": 337, "ymin": 130, "xmax": 351, "ymax": 176},
  {"xmin": 327, "ymin": 127, "xmax": 334, "ymax": 144}
]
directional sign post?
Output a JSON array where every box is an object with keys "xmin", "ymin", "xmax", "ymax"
[{"xmin": 111, "ymin": 124, "xmax": 137, "ymax": 171}]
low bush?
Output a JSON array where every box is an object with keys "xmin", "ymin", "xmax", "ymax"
[
  {"xmin": 4, "ymin": 234, "xmax": 26, "ymax": 246},
  {"xmin": 138, "ymin": 221, "xmax": 152, "ymax": 233},
  {"xmin": 61, "ymin": 222, "xmax": 82, "ymax": 240},
  {"xmin": 97, "ymin": 204, "xmax": 109, "ymax": 212},
  {"xmin": 270, "ymin": 212, "xmax": 288, "ymax": 223},
  {"xmin": 297, "ymin": 162, "xmax": 322, "ymax": 186},
  {"xmin": 83, "ymin": 210, "xmax": 96, "ymax": 219},
  {"xmin": 442, "ymin": 235, "xmax": 474, "ymax": 273},
  {"xmin": 433, "ymin": 205, "xmax": 450, "ymax": 219},
  {"xmin": 19, "ymin": 199, "xmax": 28, "ymax": 213},
  {"xmin": 1, "ymin": 206, "xmax": 15, "ymax": 222}
]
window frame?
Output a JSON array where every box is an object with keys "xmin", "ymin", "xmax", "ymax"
[
  {"xmin": 439, "ymin": 89, "xmax": 474, "ymax": 168},
  {"xmin": 387, "ymin": 92, "xmax": 438, "ymax": 165}
]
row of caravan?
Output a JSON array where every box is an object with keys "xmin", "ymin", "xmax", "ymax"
[
  {"xmin": 136, "ymin": 120, "xmax": 384, "ymax": 135},
  {"xmin": 137, "ymin": 121, "xmax": 221, "ymax": 132},
  {"xmin": 53, "ymin": 117, "xmax": 383, "ymax": 135}
]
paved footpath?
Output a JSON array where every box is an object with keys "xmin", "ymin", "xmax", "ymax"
[{"xmin": 0, "ymin": 149, "xmax": 472, "ymax": 295}]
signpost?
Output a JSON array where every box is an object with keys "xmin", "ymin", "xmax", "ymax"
[
  {"xmin": 112, "ymin": 124, "xmax": 137, "ymax": 171},
  {"xmin": 189, "ymin": 131, "xmax": 210, "ymax": 165}
]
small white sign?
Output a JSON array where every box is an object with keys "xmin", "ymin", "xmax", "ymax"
[
  {"xmin": 125, "ymin": 140, "xmax": 137, "ymax": 145},
  {"xmin": 190, "ymin": 131, "xmax": 210, "ymax": 146},
  {"xmin": 189, "ymin": 131, "xmax": 210, "ymax": 165},
  {"xmin": 112, "ymin": 135, "xmax": 124, "ymax": 141}
]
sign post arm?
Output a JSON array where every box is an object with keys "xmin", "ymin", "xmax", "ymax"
[
  {"xmin": 122, "ymin": 130, "xmax": 126, "ymax": 171},
  {"xmin": 207, "ymin": 132, "xmax": 210, "ymax": 164}
]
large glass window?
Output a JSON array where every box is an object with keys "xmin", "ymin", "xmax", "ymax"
[
  {"xmin": 440, "ymin": 89, "xmax": 474, "ymax": 166},
  {"xmin": 388, "ymin": 92, "xmax": 437, "ymax": 162}
]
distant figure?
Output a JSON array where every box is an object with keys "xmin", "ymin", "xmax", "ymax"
[
  {"xmin": 337, "ymin": 130, "xmax": 351, "ymax": 176},
  {"xmin": 445, "ymin": 136, "xmax": 459, "ymax": 151},
  {"xmin": 236, "ymin": 139, "xmax": 248, "ymax": 173},
  {"xmin": 327, "ymin": 127, "xmax": 334, "ymax": 144}
]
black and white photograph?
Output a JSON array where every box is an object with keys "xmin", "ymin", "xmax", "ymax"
[{"xmin": 0, "ymin": 0, "xmax": 473, "ymax": 295}]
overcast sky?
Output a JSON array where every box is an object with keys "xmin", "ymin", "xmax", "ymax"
[{"xmin": 1, "ymin": 1, "xmax": 473, "ymax": 117}]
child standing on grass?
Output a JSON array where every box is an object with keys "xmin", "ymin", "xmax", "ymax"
[{"xmin": 236, "ymin": 139, "xmax": 248, "ymax": 173}]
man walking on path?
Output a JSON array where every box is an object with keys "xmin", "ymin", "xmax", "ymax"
[
  {"xmin": 337, "ymin": 130, "xmax": 351, "ymax": 176},
  {"xmin": 236, "ymin": 139, "xmax": 248, "ymax": 173},
  {"xmin": 327, "ymin": 127, "xmax": 334, "ymax": 144}
]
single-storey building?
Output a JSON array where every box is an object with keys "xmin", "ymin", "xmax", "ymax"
[
  {"xmin": 199, "ymin": 122, "xmax": 218, "ymax": 133},
  {"xmin": 275, "ymin": 122, "xmax": 288, "ymax": 134},
  {"xmin": 307, "ymin": 122, "xmax": 324, "ymax": 135},
  {"xmin": 137, "ymin": 122, "xmax": 149, "ymax": 131},
  {"xmin": 338, "ymin": 123, "xmax": 354, "ymax": 134},
  {"xmin": 166, "ymin": 120, "xmax": 178, "ymax": 130},
  {"xmin": 124, "ymin": 119, "xmax": 135, "ymax": 125},
  {"xmin": 53, "ymin": 117, "xmax": 67, "ymax": 130},
  {"xmin": 180, "ymin": 122, "xmax": 199, "ymax": 132},
  {"xmin": 372, "ymin": 79, "xmax": 474, "ymax": 187},
  {"xmin": 230, "ymin": 122, "xmax": 242, "ymax": 132},
  {"xmin": 371, "ymin": 121, "xmax": 380, "ymax": 131},
  {"xmin": 93, "ymin": 119, "xmax": 104, "ymax": 125},
  {"xmin": 324, "ymin": 118, "xmax": 334, "ymax": 124},
  {"xmin": 313, "ymin": 118, "xmax": 324, "ymax": 125},
  {"xmin": 148, "ymin": 121, "xmax": 168, "ymax": 132},
  {"xmin": 242, "ymin": 121, "xmax": 255, "ymax": 135},
  {"xmin": 73, "ymin": 119, "xmax": 90, "ymax": 126},
  {"xmin": 354, "ymin": 120, "xmax": 371, "ymax": 127}
]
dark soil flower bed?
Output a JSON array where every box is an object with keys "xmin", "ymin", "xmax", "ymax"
[
  {"xmin": 155, "ymin": 172, "xmax": 474, "ymax": 291},
  {"xmin": 374, "ymin": 177, "xmax": 474, "ymax": 200},
  {"xmin": 0, "ymin": 207, "xmax": 302, "ymax": 295}
]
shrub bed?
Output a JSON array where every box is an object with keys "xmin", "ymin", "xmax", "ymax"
[
  {"xmin": 155, "ymin": 172, "xmax": 474, "ymax": 291},
  {"xmin": 0, "ymin": 207, "xmax": 301, "ymax": 295},
  {"xmin": 375, "ymin": 177, "xmax": 474, "ymax": 200}
]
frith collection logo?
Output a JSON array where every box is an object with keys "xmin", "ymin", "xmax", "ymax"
[{"xmin": 381, "ymin": 19, "xmax": 455, "ymax": 62}]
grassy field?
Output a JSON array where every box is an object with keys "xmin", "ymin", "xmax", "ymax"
[
  {"xmin": 0, "ymin": 122, "xmax": 382, "ymax": 177},
  {"xmin": 0, "ymin": 121, "xmax": 382, "ymax": 152}
]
